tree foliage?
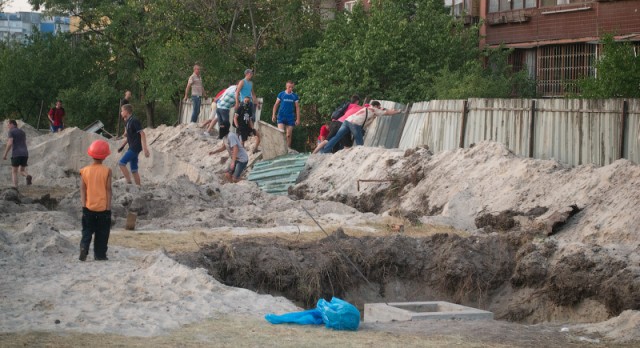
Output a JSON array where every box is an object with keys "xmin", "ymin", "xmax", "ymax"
[
  {"xmin": 297, "ymin": 0, "xmax": 479, "ymax": 116},
  {"xmin": 432, "ymin": 48, "xmax": 535, "ymax": 99},
  {"xmin": 579, "ymin": 35, "xmax": 640, "ymax": 98},
  {"xmin": 0, "ymin": 0, "xmax": 547, "ymax": 151},
  {"xmin": 0, "ymin": 32, "xmax": 110, "ymax": 128},
  {"xmin": 26, "ymin": 0, "xmax": 325, "ymax": 130}
]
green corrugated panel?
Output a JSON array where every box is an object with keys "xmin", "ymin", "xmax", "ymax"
[{"xmin": 248, "ymin": 153, "xmax": 310, "ymax": 195}]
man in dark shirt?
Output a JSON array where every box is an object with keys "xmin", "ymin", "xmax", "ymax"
[
  {"xmin": 234, "ymin": 96, "xmax": 261, "ymax": 153},
  {"xmin": 117, "ymin": 104, "xmax": 150, "ymax": 185},
  {"xmin": 3, "ymin": 120, "xmax": 32, "ymax": 187}
]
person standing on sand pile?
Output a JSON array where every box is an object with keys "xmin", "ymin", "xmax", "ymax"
[
  {"xmin": 235, "ymin": 68, "xmax": 259, "ymax": 112},
  {"xmin": 117, "ymin": 104, "xmax": 150, "ymax": 185},
  {"xmin": 3, "ymin": 119, "xmax": 32, "ymax": 187},
  {"xmin": 79, "ymin": 140, "xmax": 112, "ymax": 261},
  {"xmin": 184, "ymin": 64, "xmax": 205, "ymax": 123},
  {"xmin": 48, "ymin": 100, "xmax": 65, "ymax": 133},
  {"xmin": 272, "ymin": 80, "xmax": 301, "ymax": 148}
]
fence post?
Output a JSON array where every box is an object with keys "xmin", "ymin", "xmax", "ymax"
[
  {"xmin": 459, "ymin": 100, "xmax": 469, "ymax": 148},
  {"xmin": 621, "ymin": 100, "xmax": 629, "ymax": 160},
  {"xmin": 529, "ymin": 99, "xmax": 536, "ymax": 158}
]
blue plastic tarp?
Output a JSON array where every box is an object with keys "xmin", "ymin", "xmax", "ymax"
[{"xmin": 265, "ymin": 297, "xmax": 360, "ymax": 331}]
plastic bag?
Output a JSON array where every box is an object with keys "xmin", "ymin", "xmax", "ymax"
[
  {"xmin": 265, "ymin": 297, "xmax": 360, "ymax": 331},
  {"xmin": 265, "ymin": 309, "xmax": 324, "ymax": 325},
  {"xmin": 316, "ymin": 297, "xmax": 361, "ymax": 331}
]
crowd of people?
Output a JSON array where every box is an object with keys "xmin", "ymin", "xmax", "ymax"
[
  {"xmin": 4, "ymin": 65, "xmax": 407, "ymax": 189},
  {"xmin": 2, "ymin": 64, "xmax": 406, "ymax": 262},
  {"xmin": 184, "ymin": 65, "xmax": 404, "ymax": 179},
  {"xmin": 188, "ymin": 66, "xmax": 304, "ymax": 182},
  {"xmin": 313, "ymin": 95, "xmax": 404, "ymax": 154}
]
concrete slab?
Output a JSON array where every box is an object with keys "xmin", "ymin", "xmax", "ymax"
[
  {"xmin": 364, "ymin": 301, "xmax": 493, "ymax": 323},
  {"xmin": 257, "ymin": 120, "xmax": 288, "ymax": 160}
]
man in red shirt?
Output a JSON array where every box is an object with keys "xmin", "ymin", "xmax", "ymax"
[{"xmin": 48, "ymin": 100, "xmax": 65, "ymax": 133}]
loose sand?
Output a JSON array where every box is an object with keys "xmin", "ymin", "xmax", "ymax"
[{"xmin": 1, "ymin": 122, "xmax": 639, "ymax": 347}]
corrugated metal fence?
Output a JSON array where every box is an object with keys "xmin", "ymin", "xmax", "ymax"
[
  {"xmin": 365, "ymin": 98, "xmax": 640, "ymax": 167},
  {"xmin": 179, "ymin": 98, "xmax": 216, "ymax": 124},
  {"xmin": 363, "ymin": 100, "xmax": 408, "ymax": 149}
]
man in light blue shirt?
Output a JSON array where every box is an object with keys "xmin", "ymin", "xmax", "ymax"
[{"xmin": 235, "ymin": 69, "xmax": 258, "ymax": 114}]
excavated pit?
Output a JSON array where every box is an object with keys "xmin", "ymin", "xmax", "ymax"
[{"xmin": 174, "ymin": 226, "xmax": 640, "ymax": 324}]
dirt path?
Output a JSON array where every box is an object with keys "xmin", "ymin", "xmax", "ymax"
[{"xmin": 0, "ymin": 313, "xmax": 624, "ymax": 348}]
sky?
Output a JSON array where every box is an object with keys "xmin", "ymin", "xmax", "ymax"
[{"xmin": 4, "ymin": 0, "xmax": 38, "ymax": 13}]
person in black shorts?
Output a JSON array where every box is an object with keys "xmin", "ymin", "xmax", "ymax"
[
  {"xmin": 3, "ymin": 120, "xmax": 32, "ymax": 187},
  {"xmin": 234, "ymin": 96, "xmax": 261, "ymax": 153}
]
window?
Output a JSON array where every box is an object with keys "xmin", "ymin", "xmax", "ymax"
[
  {"xmin": 444, "ymin": 0, "xmax": 476, "ymax": 17},
  {"xmin": 489, "ymin": 0, "xmax": 535, "ymax": 13},
  {"xmin": 537, "ymin": 43, "xmax": 596, "ymax": 96},
  {"xmin": 344, "ymin": 1, "xmax": 357, "ymax": 12},
  {"xmin": 540, "ymin": 0, "xmax": 591, "ymax": 7}
]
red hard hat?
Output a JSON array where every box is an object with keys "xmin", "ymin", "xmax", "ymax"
[{"xmin": 87, "ymin": 140, "xmax": 111, "ymax": 160}]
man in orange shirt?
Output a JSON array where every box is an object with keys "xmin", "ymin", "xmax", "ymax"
[{"xmin": 79, "ymin": 140, "xmax": 112, "ymax": 261}]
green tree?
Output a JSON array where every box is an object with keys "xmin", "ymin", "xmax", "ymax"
[
  {"xmin": 0, "ymin": 32, "xmax": 109, "ymax": 128},
  {"xmin": 297, "ymin": 0, "xmax": 479, "ymax": 116},
  {"xmin": 432, "ymin": 48, "xmax": 535, "ymax": 99},
  {"xmin": 579, "ymin": 35, "xmax": 640, "ymax": 98},
  {"xmin": 30, "ymin": 0, "xmax": 199, "ymax": 127},
  {"xmin": 29, "ymin": 0, "xmax": 325, "ymax": 129}
]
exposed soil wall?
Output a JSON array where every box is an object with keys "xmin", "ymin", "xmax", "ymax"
[{"xmin": 177, "ymin": 226, "xmax": 640, "ymax": 324}]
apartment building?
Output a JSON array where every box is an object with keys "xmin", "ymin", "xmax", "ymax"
[
  {"xmin": 480, "ymin": 0, "xmax": 640, "ymax": 96},
  {"xmin": 0, "ymin": 11, "xmax": 70, "ymax": 42}
]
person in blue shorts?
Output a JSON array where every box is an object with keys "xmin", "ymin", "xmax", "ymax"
[
  {"xmin": 117, "ymin": 104, "xmax": 150, "ymax": 186},
  {"xmin": 272, "ymin": 80, "xmax": 300, "ymax": 148}
]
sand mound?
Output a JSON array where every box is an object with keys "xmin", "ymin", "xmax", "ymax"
[
  {"xmin": 0, "ymin": 222, "xmax": 74, "ymax": 260},
  {"xmin": 0, "ymin": 119, "xmax": 42, "ymax": 140},
  {"xmin": 0, "ymin": 222, "xmax": 298, "ymax": 337},
  {"xmin": 293, "ymin": 141, "xmax": 640, "ymax": 248},
  {"xmin": 575, "ymin": 310, "xmax": 640, "ymax": 343},
  {"xmin": 287, "ymin": 141, "xmax": 640, "ymax": 329},
  {"xmin": 4, "ymin": 121, "xmax": 638, "ymax": 343},
  {"xmin": 24, "ymin": 127, "xmax": 213, "ymax": 186},
  {"xmin": 2, "ymin": 124, "xmax": 383, "ymax": 233}
]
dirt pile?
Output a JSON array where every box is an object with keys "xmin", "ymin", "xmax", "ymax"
[
  {"xmin": 1, "ymin": 124, "xmax": 378, "ymax": 233},
  {"xmin": 270, "ymin": 142, "xmax": 640, "ymax": 324},
  {"xmin": 3, "ymin": 121, "xmax": 640, "ymax": 345},
  {"xmin": 293, "ymin": 142, "xmax": 640, "ymax": 247},
  {"xmin": 0, "ymin": 222, "xmax": 297, "ymax": 336}
]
